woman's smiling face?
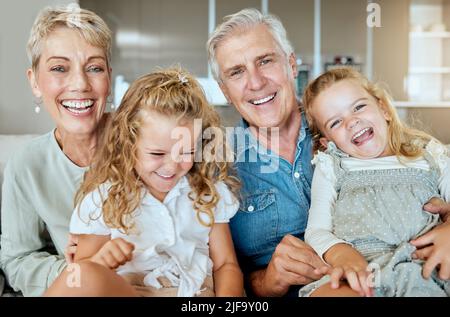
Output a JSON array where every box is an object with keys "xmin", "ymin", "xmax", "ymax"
[
  {"xmin": 27, "ymin": 27, "xmax": 111, "ymax": 136},
  {"xmin": 311, "ymin": 79, "xmax": 393, "ymax": 159}
]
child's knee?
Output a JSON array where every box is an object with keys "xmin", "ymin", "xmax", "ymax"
[
  {"xmin": 45, "ymin": 261, "xmax": 114, "ymax": 296},
  {"xmin": 310, "ymin": 282, "xmax": 363, "ymax": 297}
]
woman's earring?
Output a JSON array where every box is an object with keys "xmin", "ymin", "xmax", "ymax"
[
  {"xmin": 34, "ymin": 97, "xmax": 42, "ymax": 114},
  {"xmin": 107, "ymin": 96, "xmax": 115, "ymax": 110}
]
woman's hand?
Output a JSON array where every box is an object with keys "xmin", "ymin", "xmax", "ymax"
[
  {"xmin": 410, "ymin": 221, "xmax": 450, "ymax": 280},
  {"xmin": 90, "ymin": 238, "xmax": 135, "ymax": 269}
]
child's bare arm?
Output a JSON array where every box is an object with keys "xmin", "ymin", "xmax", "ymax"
[
  {"xmin": 74, "ymin": 234, "xmax": 134, "ymax": 270},
  {"xmin": 318, "ymin": 243, "xmax": 373, "ymax": 297},
  {"xmin": 209, "ymin": 223, "xmax": 244, "ymax": 297},
  {"xmin": 74, "ymin": 234, "xmax": 110, "ymax": 262}
]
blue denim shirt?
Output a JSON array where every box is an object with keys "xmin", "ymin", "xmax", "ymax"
[{"xmin": 229, "ymin": 113, "xmax": 314, "ymax": 279}]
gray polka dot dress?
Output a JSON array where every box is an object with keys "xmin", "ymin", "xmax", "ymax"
[{"xmin": 300, "ymin": 143, "xmax": 450, "ymax": 297}]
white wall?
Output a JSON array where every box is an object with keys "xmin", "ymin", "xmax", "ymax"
[{"xmin": 0, "ymin": 0, "xmax": 75, "ymax": 134}]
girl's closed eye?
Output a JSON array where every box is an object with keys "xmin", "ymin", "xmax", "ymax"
[
  {"xmin": 330, "ymin": 119, "xmax": 342, "ymax": 129},
  {"xmin": 179, "ymin": 150, "xmax": 196, "ymax": 162},
  {"xmin": 148, "ymin": 152, "xmax": 165, "ymax": 157},
  {"xmin": 354, "ymin": 104, "xmax": 367, "ymax": 111}
]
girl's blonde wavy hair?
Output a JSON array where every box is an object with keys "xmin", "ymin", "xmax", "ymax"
[
  {"xmin": 75, "ymin": 67, "xmax": 240, "ymax": 233},
  {"xmin": 302, "ymin": 67, "xmax": 438, "ymax": 158}
]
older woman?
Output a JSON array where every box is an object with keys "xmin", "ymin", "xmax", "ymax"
[{"xmin": 0, "ymin": 5, "xmax": 112, "ymax": 296}]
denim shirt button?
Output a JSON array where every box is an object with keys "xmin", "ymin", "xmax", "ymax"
[
  {"xmin": 294, "ymin": 172, "xmax": 300, "ymax": 179},
  {"xmin": 247, "ymin": 205, "xmax": 255, "ymax": 212}
]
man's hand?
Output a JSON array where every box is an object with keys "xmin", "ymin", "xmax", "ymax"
[
  {"xmin": 410, "ymin": 221, "xmax": 450, "ymax": 280},
  {"xmin": 250, "ymin": 235, "xmax": 327, "ymax": 297},
  {"xmin": 423, "ymin": 197, "xmax": 450, "ymax": 223},
  {"xmin": 65, "ymin": 234, "xmax": 79, "ymax": 264}
]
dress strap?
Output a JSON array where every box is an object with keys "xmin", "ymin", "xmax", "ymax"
[
  {"xmin": 422, "ymin": 150, "xmax": 440, "ymax": 174},
  {"xmin": 324, "ymin": 141, "xmax": 349, "ymax": 190},
  {"xmin": 424, "ymin": 139, "xmax": 448, "ymax": 175}
]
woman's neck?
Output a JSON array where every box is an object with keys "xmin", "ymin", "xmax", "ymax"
[{"xmin": 55, "ymin": 128, "xmax": 98, "ymax": 167}]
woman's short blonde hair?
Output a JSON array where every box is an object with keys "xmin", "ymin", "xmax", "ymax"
[{"xmin": 27, "ymin": 4, "xmax": 112, "ymax": 71}]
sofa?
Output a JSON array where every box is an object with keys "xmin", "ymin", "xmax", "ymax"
[
  {"xmin": 0, "ymin": 133, "xmax": 449, "ymax": 296},
  {"xmin": 0, "ymin": 134, "xmax": 38, "ymax": 296}
]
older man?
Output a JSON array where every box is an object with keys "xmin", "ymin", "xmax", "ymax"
[
  {"xmin": 207, "ymin": 8, "xmax": 450, "ymax": 297},
  {"xmin": 207, "ymin": 8, "xmax": 325, "ymax": 297}
]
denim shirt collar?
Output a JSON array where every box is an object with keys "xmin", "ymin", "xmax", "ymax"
[{"xmin": 234, "ymin": 112, "xmax": 310, "ymax": 161}]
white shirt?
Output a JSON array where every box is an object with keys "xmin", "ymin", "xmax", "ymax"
[
  {"xmin": 70, "ymin": 176, "xmax": 239, "ymax": 296},
  {"xmin": 305, "ymin": 141, "xmax": 450, "ymax": 260}
]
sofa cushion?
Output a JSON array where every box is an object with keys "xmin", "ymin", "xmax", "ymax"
[{"xmin": 0, "ymin": 271, "xmax": 4, "ymax": 295}]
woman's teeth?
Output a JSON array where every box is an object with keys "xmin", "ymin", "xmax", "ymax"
[{"xmin": 61, "ymin": 100, "xmax": 94, "ymax": 114}]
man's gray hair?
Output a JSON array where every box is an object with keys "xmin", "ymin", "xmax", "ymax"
[{"xmin": 207, "ymin": 8, "xmax": 294, "ymax": 82}]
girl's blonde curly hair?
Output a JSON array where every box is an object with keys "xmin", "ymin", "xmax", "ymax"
[
  {"xmin": 302, "ymin": 67, "xmax": 438, "ymax": 159},
  {"xmin": 75, "ymin": 67, "xmax": 240, "ymax": 233}
]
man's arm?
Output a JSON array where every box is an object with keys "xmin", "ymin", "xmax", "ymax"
[{"xmin": 248, "ymin": 235, "xmax": 325, "ymax": 297}]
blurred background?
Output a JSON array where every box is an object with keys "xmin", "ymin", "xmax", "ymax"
[{"xmin": 1, "ymin": 0, "xmax": 449, "ymax": 143}]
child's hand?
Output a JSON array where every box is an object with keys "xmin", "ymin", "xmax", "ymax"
[
  {"xmin": 315, "ymin": 263, "xmax": 374, "ymax": 297},
  {"xmin": 65, "ymin": 234, "xmax": 79, "ymax": 264},
  {"xmin": 90, "ymin": 238, "xmax": 135, "ymax": 269}
]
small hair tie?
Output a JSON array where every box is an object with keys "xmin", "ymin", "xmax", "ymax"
[{"xmin": 178, "ymin": 73, "xmax": 188, "ymax": 84}]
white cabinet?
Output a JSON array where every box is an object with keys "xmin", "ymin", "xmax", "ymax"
[{"xmin": 406, "ymin": 0, "xmax": 450, "ymax": 107}]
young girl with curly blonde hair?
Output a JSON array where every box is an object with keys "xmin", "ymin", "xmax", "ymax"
[
  {"xmin": 45, "ymin": 68, "xmax": 243, "ymax": 297},
  {"xmin": 300, "ymin": 68, "xmax": 450, "ymax": 297}
]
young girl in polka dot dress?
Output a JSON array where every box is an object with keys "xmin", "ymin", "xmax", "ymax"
[{"xmin": 300, "ymin": 68, "xmax": 450, "ymax": 297}]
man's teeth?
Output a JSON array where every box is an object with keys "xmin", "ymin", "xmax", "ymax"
[
  {"xmin": 252, "ymin": 94, "xmax": 275, "ymax": 105},
  {"xmin": 352, "ymin": 127, "xmax": 370, "ymax": 141}
]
